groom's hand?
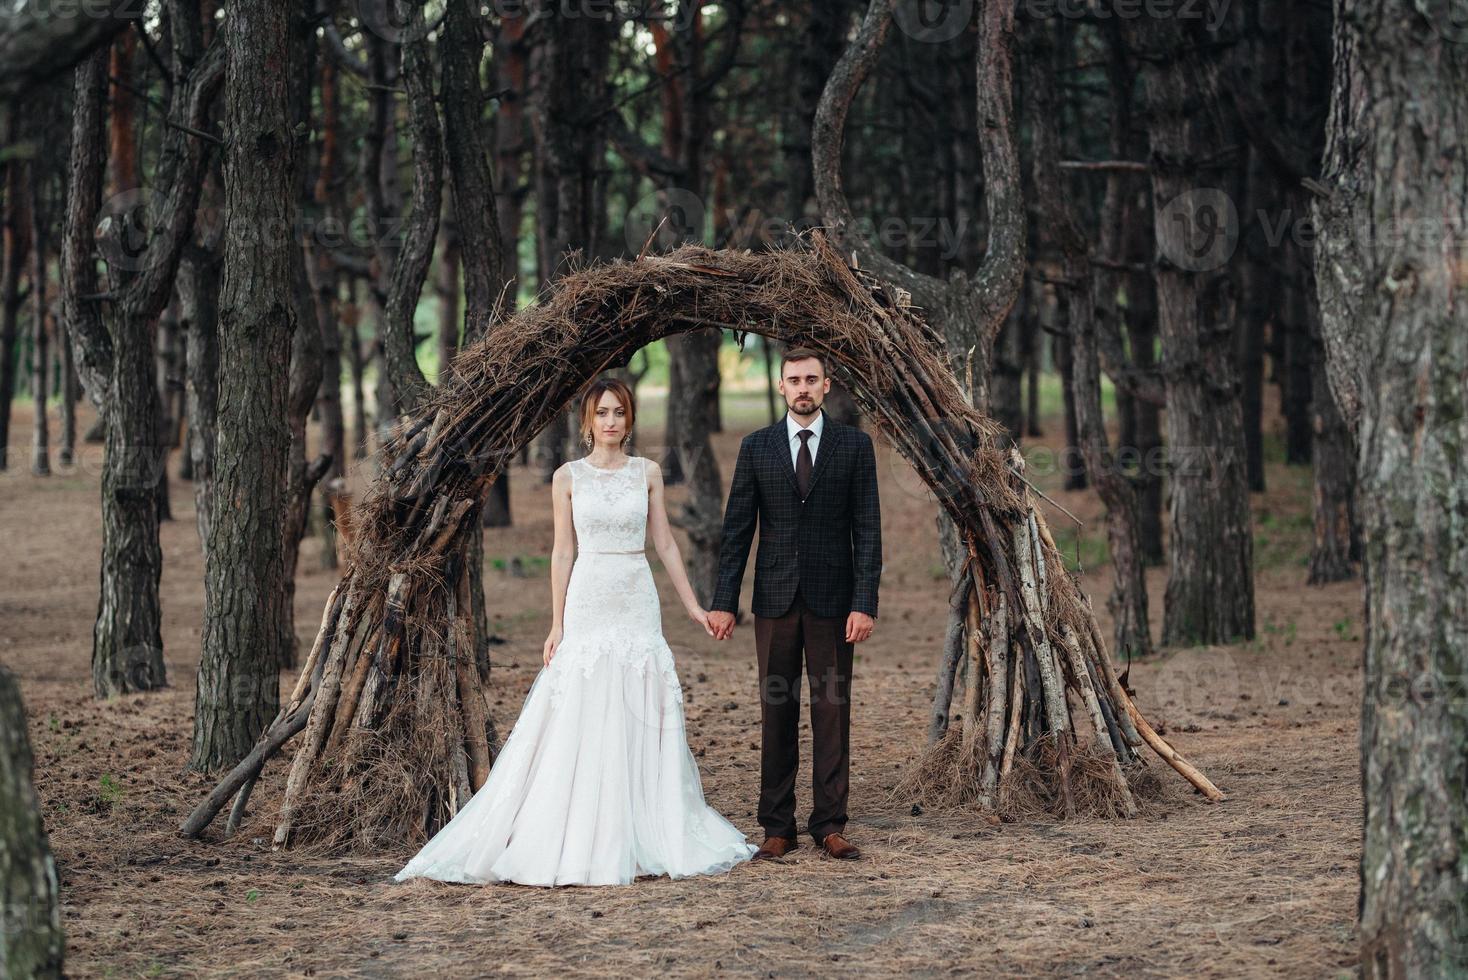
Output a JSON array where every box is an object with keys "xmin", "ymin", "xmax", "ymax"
[
  {"xmin": 708, "ymin": 610, "xmax": 736, "ymax": 640},
  {"xmin": 845, "ymin": 612, "xmax": 874, "ymax": 644}
]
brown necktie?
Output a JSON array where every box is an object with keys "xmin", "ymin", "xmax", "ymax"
[{"xmin": 796, "ymin": 429, "xmax": 814, "ymax": 499}]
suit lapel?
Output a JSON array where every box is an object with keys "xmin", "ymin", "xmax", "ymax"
[
  {"xmin": 771, "ymin": 421, "xmax": 798, "ymax": 493},
  {"xmin": 806, "ymin": 414, "xmax": 841, "ymax": 496}
]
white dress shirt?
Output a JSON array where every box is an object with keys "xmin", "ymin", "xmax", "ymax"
[{"xmin": 785, "ymin": 410, "xmax": 825, "ymax": 468}]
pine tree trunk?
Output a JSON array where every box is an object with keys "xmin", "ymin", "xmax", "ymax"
[
  {"xmin": 1313, "ymin": 3, "xmax": 1468, "ymax": 970},
  {"xmin": 181, "ymin": 226, "xmax": 221, "ymax": 553},
  {"xmin": 0, "ymin": 665, "xmax": 64, "ymax": 979},
  {"xmin": 1128, "ymin": 12, "xmax": 1254, "ymax": 646},
  {"xmin": 28, "ymin": 151, "xmax": 51, "ymax": 478},
  {"xmin": 191, "ymin": 0, "xmax": 296, "ymax": 771},
  {"xmin": 1306, "ymin": 334, "xmax": 1355, "ymax": 585}
]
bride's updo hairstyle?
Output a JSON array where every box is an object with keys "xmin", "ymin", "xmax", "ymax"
[{"xmin": 578, "ymin": 376, "xmax": 636, "ymax": 449}]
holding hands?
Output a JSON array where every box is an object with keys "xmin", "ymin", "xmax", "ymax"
[
  {"xmin": 707, "ymin": 610, "xmax": 737, "ymax": 641},
  {"xmin": 687, "ymin": 604, "xmax": 717, "ymax": 637},
  {"xmin": 705, "ymin": 608, "xmax": 875, "ymax": 644}
]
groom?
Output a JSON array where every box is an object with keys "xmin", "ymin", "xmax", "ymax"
[{"xmin": 708, "ymin": 348, "xmax": 881, "ymax": 862}]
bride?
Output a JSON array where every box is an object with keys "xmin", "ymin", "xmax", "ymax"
[{"xmin": 394, "ymin": 377, "xmax": 758, "ymax": 886}]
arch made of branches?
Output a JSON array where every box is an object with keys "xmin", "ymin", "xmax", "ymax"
[{"xmin": 183, "ymin": 231, "xmax": 1222, "ymax": 850}]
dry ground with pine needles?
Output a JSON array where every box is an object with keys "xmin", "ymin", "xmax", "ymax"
[{"xmin": 1, "ymin": 399, "xmax": 1360, "ymax": 978}]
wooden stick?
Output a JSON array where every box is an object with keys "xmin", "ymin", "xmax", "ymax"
[
  {"xmin": 998, "ymin": 627, "xmax": 1021, "ymax": 809},
  {"xmin": 287, "ymin": 583, "xmax": 344, "ymax": 711},
  {"xmin": 455, "ymin": 571, "xmax": 492, "ymax": 792},
  {"xmin": 274, "ymin": 586, "xmax": 366, "ymax": 848},
  {"xmin": 1118, "ymin": 690, "xmax": 1226, "ymax": 802},
  {"xmin": 960, "ymin": 591, "xmax": 985, "ymax": 739},
  {"xmin": 976, "ymin": 601, "xmax": 1008, "ymax": 806},
  {"xmin": 1061, "ymin": 626, "xmax": 1137, "ymax": 816},
  {"xmin": 180, "ymin": 686, "xmax": 317, "ymax": 838}
]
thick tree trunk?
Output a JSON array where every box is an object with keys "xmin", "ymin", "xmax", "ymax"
[
  {"xmin": 0, "ymin": 665, "xmax": 64, "ymax": 979},
  {"xmin": 1127, "ymin": 12, "xmax": 1254, "ymax": 646},
  {"xmin": 191, "ymin": 0, "xmax": 296, "ymax": 771},
  {"xmin": 1312, "ymin": 4, "xmax": 1468, "ymax": 971},
  {"xmin": 61, "ymin": 49, "xmax": 170, "ymax": 696},
  {"xmin": 64, "ymin": 4, "xmax": 222, "ymax": 696}
]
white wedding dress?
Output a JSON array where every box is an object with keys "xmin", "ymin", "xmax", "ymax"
[{"xmin": 393, "ymin": 455, "xmax": 758, "ymax": 886}]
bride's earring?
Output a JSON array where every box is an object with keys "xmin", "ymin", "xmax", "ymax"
[{"xmin": 583, "ymin": 431, "xmax": 593, "ymax": 450}]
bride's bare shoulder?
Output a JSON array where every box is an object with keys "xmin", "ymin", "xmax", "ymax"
[{"xmin": 551, "ymin": 460, "xmax": 576, "ymax": 490}]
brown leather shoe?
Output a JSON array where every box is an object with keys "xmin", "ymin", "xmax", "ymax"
[
  {"xmin": 820, "ymin": 832, "xmax": 861, "ymax": 860},
  {"xmin": 752, "ymin": 836, "xmax": 799, "ymax": 860}
]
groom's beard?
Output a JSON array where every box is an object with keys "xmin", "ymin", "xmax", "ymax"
[{"xmin": 788, "ymin": 394, "xmax": 822, "ymax": 420}]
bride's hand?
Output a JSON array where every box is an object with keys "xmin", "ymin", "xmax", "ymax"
[
  {"xmin": 542, "ymin": 626, "xmax": 563, "ymax": 666},
  {"xmin": 688, "ymin": 606, "xmax": 715, "ymax": 637}
]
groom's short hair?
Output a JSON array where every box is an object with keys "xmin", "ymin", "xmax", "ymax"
[{"xmin": 781, "ymin": 347, "xmax": 827, "ymax": 375}]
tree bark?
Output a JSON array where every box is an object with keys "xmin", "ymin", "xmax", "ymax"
[
  {"xmin": 63, "ymin": 5, "xmax": 224, "ymax": 697},
  {"xmin": 1306, "ymin": 323, "xmax": 1355, "ymax": 585},
  {"xmin": 1313, "ymin": 4, "xmax": 1468, "ymax": 970},
  {"xmin": 1126, "ymin": 11, "xmax": 1255, "ymax": 646},
  {"xmin": 0, "ymin": 665, "xmax": 64, "ymax": 979},
  {"xmin": 61, "ymin": 48, "xmax": 165, "ymax": 696},
  {"xmin": 27, "ymin": 133, "xmax": 50, "ymax": 478},
  {"xmin": 191, "ymin": 0, "xmax": 296, "ymax": 771}
]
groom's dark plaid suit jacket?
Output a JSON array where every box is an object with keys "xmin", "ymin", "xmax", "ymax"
[{"xmin": 711, "ymin": 411, "xmax": 882, "ymax": 621}]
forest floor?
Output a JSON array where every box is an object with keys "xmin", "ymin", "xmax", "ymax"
[{"xmin": 1, "ymin": 396, "xmax": 1362, "ymax": 978}]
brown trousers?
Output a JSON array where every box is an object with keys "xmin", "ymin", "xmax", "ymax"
[{"xmin": 754, "ymin": 588, "xmax": 853, "ymax": 843}]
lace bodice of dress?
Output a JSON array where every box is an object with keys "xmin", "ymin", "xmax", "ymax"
[{"xmin": 570, "ymin": 455, "xmax": 648, "ymax": 552}]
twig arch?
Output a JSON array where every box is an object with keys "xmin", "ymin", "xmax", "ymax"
[{"xmin": 183, "ymin": 232, "xmax": 1220, "ymax": 850}]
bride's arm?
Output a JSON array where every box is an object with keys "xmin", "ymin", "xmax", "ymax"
[
  {"xmin": 646, "ymin": 460, "xmax": 716, "ymax": 637},
  {"xmin": 543, "ymin": 463, "xmax": 575, "ymax": 665}
]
